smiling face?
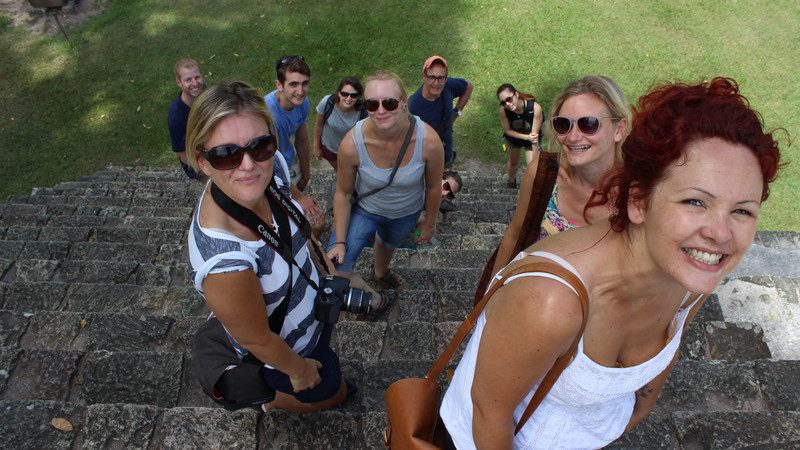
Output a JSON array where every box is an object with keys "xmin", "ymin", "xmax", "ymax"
[
  {"xmin": 498, "ymin": 88, "xmax": 517, "ymax": 111},
  {"xmin": 176, "ymin": 65, "xmax": 204, "ymax": 104},
  {"xmin": 339, "ymin": 83, "xmax": 359, "ymax": 109},
  {"xmin": 630, "ymin": 137, "xmax": 763, "ymax": 293},
  {"xmin": 197, "ymin": 112, "xmax": 273, "ymax": 209},
  {"xmin": 422, "ymin": 63, "xmax": 447, "ymax": 99},
  {"xmin": 364, "ymin": 79, "xmax": 406, "ymax": 130},
  {"xmin": 555, "ymin": 93, "xmax": 625, "ymax": 171},
  {"xmin": 276, "ymin": 70, "xmax": 310, "ymax": 108}
]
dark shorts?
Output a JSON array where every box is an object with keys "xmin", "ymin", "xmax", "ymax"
[
  {"xmin": 320, "ymin": 144, "xmax": 338, "ymax": 164},
  {"xmin": 503, "ymin": 135, "xmax": 533, "ymax": 150},
  {"xmin": 260, "ymin": 323, "xmax": 342, "ymax": 403}
]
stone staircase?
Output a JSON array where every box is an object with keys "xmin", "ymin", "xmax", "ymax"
[{"xmin": 0, "ymin": 166, "xmax": 798, "ymax": 449}]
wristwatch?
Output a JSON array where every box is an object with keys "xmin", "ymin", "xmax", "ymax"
[{"xmin": 454, "ymin": 108, "xmax": 462, "ymax": 117}]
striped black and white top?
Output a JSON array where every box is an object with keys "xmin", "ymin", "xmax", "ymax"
[{"xmin": 188, "ymin": 152, "xmax": 322, "ymax": 360}]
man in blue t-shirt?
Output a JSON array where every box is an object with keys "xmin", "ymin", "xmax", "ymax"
[
  {"xmin": 264, "ymin": 55, "xmax": 312, "ymax": 192},
  {"xmin": 408, "ymin": 55, "xmax": 473, "ymax": 168},
  {"xmin": 167, "ymin": 58, "xmax": 205, "ymax": 180}
]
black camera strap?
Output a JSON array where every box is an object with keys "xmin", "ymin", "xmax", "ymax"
[{"xmin": 210, "ymin": 180, "xmax": 325, "ymax": 340}]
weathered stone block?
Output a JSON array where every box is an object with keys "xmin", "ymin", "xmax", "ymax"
[
  {"xmin": 1, "ymin": 281, "xmax": 68, "ymax": 311},
  {"xmin": 157, "ymin": 407, "xmax": 257, "ymax": 449},
  {"xmin": 704, "ymin": 321, "xmax": 771, "ymax": 360},
  {"xmin": 431, "ymin": 268, "xmax": 483, "ymax": 291},
  {"xmin": 754, "ymin": 360, "xmax": 800, "ymax": 411},
  {"xmin": 4, "ymin": 226, "xmax": 41, "ymax": 241},
  {"xmin": 384, "ymin": 322, "xmax": 435, "ymax": 360},
  {"xmin": 162, "ymin": 286, "xmax": 207, "ymax": 318},
  {"xmin": 332, "ymin": 321, "xmax": 386, "ymax": 362},
  {"xmin": 0, "ymin": 347, "xmax": 22, "ymax": 393},
  {"xmin": 0, "ymin": 400, "xmax": 85, "ymax": 449},
  {"xmin": 86, "ymin": 313, "xmax": 173, "ymax": 352},
  {"xmin": 163, "ymin": 315, "xmax": 205, "ymax": 353},
  {"xmin": 659, "ymin": 360, "xmax": 765, "ymax": 412},
  {"xmin": 361, "ymin": 359, "xmax": 433, "ymax": 412},
  {"xmin": 66, "ymin": 283, "xmax": 166, "ymax": 314},
  {"xmin": 362, "ymin": 411, "xmax": 388, "ymax": 449},
  {"xmin": 439, "ymin": 290, "xmax": 475, "ymax": 322},
  {"xmin": 605, "ymin": 412, "xmax": 679, "ymax": 449},
  {"xmin": 81, "ymin": 403, "xmax": 160, "ymax": 449},
  {"xmin": 14, "ymin": 259, "xmax": 61, "ymax": 282},
  {"xmin": 435, "ymin": 321, "xmax": 470, "ymax": 366},
  {"xmin": 80, "ymin": 351, "xmax": 182, "ymax": 407},
  {"xmin": 0, "ymin": 241, "xmax": 24, "ymax": 259},
  {"xmin": 55, "ymin": 260, "xmax": 137, "ymax": 284},
  {"xmin": 37, "ymin": 226, "xmax": 92, "ymax": 242},
  {"xmin": 679, "ymin": 321, "xmax": 707, "ymax": 360},
  {"xmin": 92, "ymin": 226, "xmax": 149, "ymax": 243},
  {"xmin": 68, "ymin": 242, "xmax": 157, "ymax": 263},
  {"xmin": 672, "ymin": 410, "xmax": 800, "ymax": 448},
  {"xmin": 396, "ymin": 290, "xmax": 439, "ymax": 322},
  {"xmin": 3, "ymin": 349, "xmax": 81, "ymax": 401},
  {"xmin": 20, "ymin": 311, "xmax": 84, "ymax": 350},
  {"xmin": 260, "ymin": 410, "xmax": 362, "ymax": 449},
  {"xmin": 177, "ymin": 353, "xmax": 218, "ymax": 408},
  {"xmin": 0, "ymin": 310, "xmax": 29, "ymax": 346},
  {"xmin": 20, "ymin": 241, "xmax": 71, "ymax": 261},
  {"xmin": 134, "ymin": 263, "xmax": 172, "ymax": 286}
]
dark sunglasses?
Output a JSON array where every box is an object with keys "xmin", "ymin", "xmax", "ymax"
[
  {"xmin": 551, "ymin": 116, "xmax": 618, "ymax": 136},
  {"xmin": 499, "ymin": 95, "xmax": 514, "ymax": 106},
  {"xmin": 201, "ymin": 134, "xmax": 277, "ymax": 170},
  {"xmin": 443, "ymin": 180, "xmax": 455, "ymax": 199},
  {"xmin": 339, "ymin": 91, "xmax": 360, "ymax": 99},
  {"xmin": 363, "ymin": 98, "xmax": 400, "ymax": 112},
  {"xmin": 279, "ymin": 55, "xmax": 304, "ymax": 66}
]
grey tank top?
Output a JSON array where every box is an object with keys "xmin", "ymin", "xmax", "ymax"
[{"xmin": 354, "ymin": 115, "xmax": 426, "ymax": 219}]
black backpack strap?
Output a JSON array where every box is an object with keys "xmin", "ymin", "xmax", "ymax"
[{"xmin": 322, "ymin": 94, "xmax": 336, "ymax": 123}]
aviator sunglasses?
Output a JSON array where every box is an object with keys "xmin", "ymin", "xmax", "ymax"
[
  {"xmin": 363, "ymin": 98, "xmax": 400, "ymax": 112},
  {"xmin": 551, "ymin": 116, "xmax": 619, "ymax": 136},
  {"xmin": 339, "ymin": 91, "xmax": 360, "ymax": 99},
  {"xmin": 201, "ymin": 134, "xmax": 277, "ymax": 170}
]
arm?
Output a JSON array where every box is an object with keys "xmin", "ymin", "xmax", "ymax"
[
  {"xmin": 203, "ymin": 270, "xmax": 321, "ymax": 391},
  {"xmin": 326, "ymin": 130, "xmax": 359, "ymax": 265},
  {"xmin": 454, "ymin": 79, "xmax": 473, "ymax": 113},
  {"xmin": 530, "ymin": 102, "xmax": 544, "ymax": 144},
  {"xmin": 294, "ymin": 123, "xmax": 311, "ymax": 191},
  {"xmin": 312, "ymin": 113, "xmax": 325, "ymax": 160},
  {"xmin": 625, "ymin": 294, "xmax": 710, "ymax": 432},
  {"xmin": 471, "ymin": 276, "xmax": 583, "ymax": 449},
  {"xmin": 490, "ymin": 155, "xmax": 542, "ymax": 276},
  {"xmin": 415, "ymin": 123, "xmax": 445, "ymax": 243},
  {"xmin": 290, "ymin": 185, "xmax": 323, "ymax": 229}
]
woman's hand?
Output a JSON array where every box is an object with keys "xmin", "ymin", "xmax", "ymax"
[
  {"xmin": 529, "ymin": 132, "xmax": 539, "ymax": 144},
  {"xmin": 289, "ymin": 358, "xmax": 323, "ymax": 392},
  {"xmin": 313, "ymin": 144, "xmax": 323, "ymax": 160},
  {"xmin": 327, "ymin": 242, "xmax": 346, "ymax": 266}
]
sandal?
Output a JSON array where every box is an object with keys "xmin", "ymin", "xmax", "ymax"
[
  {"xmin": 370, "ymin": 264, "xmax": 402, "ymax": 290},
  {"xmin": 365, "ymin": 289, "xmax": 396, "ymax": 321}
]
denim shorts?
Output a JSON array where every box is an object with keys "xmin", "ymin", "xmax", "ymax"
[
  {"xmin": 260, "ymin": 323, "xmax": 342, "ymax": 404},
  {"xmin": 327, "ymin": 204, "xmax": 421, "ymax": 272}
]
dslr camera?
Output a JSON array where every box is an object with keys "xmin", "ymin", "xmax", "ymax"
[{"xmin": 315, "ymin": 275, "xmax": 372, "ymax": 323}]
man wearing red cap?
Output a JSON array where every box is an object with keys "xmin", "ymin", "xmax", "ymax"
[{"xmin": 408, "ymin": 55, "xmax": 473, "ymax": 168}]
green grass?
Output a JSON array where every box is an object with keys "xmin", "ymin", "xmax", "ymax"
[{"xmin": 1, "ymin": 0, "xmax": 798, "ymax": 230}]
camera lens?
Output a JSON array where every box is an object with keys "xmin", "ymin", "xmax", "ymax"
[{"xmin": 343, "ymin": 288, "xmax": 372, "ymax": 315}]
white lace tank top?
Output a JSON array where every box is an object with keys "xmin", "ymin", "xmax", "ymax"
[{"xmin": 440, "ymin": 251, "xmax": 702, "ymax": 449}]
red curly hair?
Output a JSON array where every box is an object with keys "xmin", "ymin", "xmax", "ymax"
[{"xmin": 587, "ymin": 77, "xmax": 783, "ymax": 232}]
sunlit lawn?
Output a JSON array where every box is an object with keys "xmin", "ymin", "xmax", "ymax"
[{"xmin": 1, "ymin": 0, "xmax": 797, "ymax": 229}]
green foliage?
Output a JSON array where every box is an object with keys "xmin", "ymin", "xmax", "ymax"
[{"xmin": 1, "ymin": 0, "xmax": 798, "ymax": 229}]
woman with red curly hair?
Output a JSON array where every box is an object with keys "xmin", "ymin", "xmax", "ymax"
[{"xmin": 440, "ymin": 78, "xmax": 782, "ymax": 449}]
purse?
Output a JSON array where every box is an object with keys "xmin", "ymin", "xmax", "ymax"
[
  {"xmin": 473, "ymin": 151, "xmax": 560, "ymax": 305},
  {"xmin": 384, "ymin": 260, "xmax": 589, "ymax": 449}
]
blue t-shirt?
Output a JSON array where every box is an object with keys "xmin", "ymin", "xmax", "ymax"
[
  {"xmin": 408, "ymin": 77, "xmax": 469, "ymax": 157},
  {"xmin": 167, "ymin": 93, "xmax": 198, "ymax": 179},
  {"xmin": 264, "ymin": 90, "xmax": 310, "ymax": 166}
]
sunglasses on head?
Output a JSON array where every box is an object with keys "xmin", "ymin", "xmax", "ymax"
[
  {"xmin": 201, "ymin": 134, "xmax": 277, "ymax": 170},
  {"xmin": 339, "ymin": 91, "xmax": 360, "ymax": 99},
  {"xmin": 499, "ymin": 95, "xmax": 514, "ymax": 106},
  {"xmin": 443, "ymin": 180, "xmax": 455, "ymax": 199},
  {"xmin": 551, "ymin": 116, "xmax": 618, "ymax": 136},
  {"xmin": 363, "ymin": 98, "xmax": 400, "ymax": 112},
  {"xmin": 279, "ymin": 55, "xmax": 304, "ymax": 66}
]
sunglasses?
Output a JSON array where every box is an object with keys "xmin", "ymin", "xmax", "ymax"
[
  {"xmin": 443, "ymin": 180, "xmax": 455, "ymax": 199},
  {"xmin": 551, "ymin": 116, "xmax": 618, "ymax": 136},
  {"xmin": 339, "ymin": 91, "xmax": 360, "ymax": 99},
  {"xmin": 363, "ymin": 98, "xmax": 400, "ymax": 112},
  {"xmin": 499, "ymin": 95, "xmax": 514, "ymax": 106},
  {"xmin": 201, "ymin": 134, "xmax": 277, "ymax": 170},
  {"xmin": 279, "ymin": 55, "xmax": 304, "ymax": 66}
]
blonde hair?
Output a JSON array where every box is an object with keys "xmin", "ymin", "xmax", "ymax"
[
  {"xmin": 185, "ymin": 81, "xmax": 274, "ymax": 171},
  {"xmin": 546, "ymin": 76, "xmax": 632, "ymax": 175},
  {"xmin": 364, "ymin": 70, "xmax": 408, "ymax": 101}
]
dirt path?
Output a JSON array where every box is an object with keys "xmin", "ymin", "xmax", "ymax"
[{"xmin": 0, "ymin": 0, "xmax": 109, "ymax": 36}]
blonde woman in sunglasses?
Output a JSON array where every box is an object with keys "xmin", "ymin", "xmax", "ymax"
[
  {"xmin": 484, "ymin": 76, "xmax": 632, "ymax": 282},
  {"xmin": 327, "ymin": 70, "xmax": 444, "ymax": 294}
]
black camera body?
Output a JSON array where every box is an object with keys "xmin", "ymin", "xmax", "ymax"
[{"xmin": 315, "ymin": 275, "xmax": 372, "ymax": 323}]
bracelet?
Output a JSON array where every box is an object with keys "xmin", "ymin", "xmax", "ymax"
[{"xmin": 333, "ymin": 241, "xmax": 349, "ymax": 251}]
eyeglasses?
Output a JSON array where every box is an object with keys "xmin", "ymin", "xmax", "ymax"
[
  {"xmin": 339, "ymin": 91, "xmax": 360, "ymax": 99},
  {"xmin": 499, "ymin": 95, "xmax": 514, "ymax": 106},
  {"xmin": 443, "ymin": 180, "xmax": 455, "ymax": 199},
  {"xmin": 426, "ymin": 75, "xmax": 447, "ymax": 83},
  {"xmin": 363, "ymin": 98, "xmax": 400, "ymax": 112},
  {"xmin": 551, "ymin": 116, "xmax": 619, "ymax": 136},
  {"xmin": 279, "ymin": 55, "xmax": 304, "ymax": 66},
  {"xmin": 201, "ymin": 134, "xmax": 277, "ymax": 170}
]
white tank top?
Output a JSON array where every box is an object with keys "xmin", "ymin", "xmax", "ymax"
[{"xmin": 440, "ymin": 251, "xmax": 702, "ymax": 449}]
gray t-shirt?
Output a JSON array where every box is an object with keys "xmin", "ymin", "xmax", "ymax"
[{"xmin": 315, "ymin": 95, "xmax": 361, "ymax": 153}]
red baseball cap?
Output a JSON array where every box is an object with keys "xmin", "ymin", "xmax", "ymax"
[{"xmin": 422, "ymin": 55, "xmax": 448, "ymax": 76}]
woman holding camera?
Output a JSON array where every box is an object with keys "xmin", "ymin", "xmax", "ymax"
[
  {"xmin": 185, "ymin": 81, "xmax": 387, "ymax": 412},
  {"xmin": 327, "ymin": 70, "xmax": 444, "ymax": 290},
  {"xmin": 440, "ymin": 78, "xmax": 782, "ymax": 448},
  {"xmin": 313, "ymin": 76, "xmax": 364, "ymax": 172},
  {"xmin": 497, "ymin": 83, "xmax": 544, "ymax": 188}
]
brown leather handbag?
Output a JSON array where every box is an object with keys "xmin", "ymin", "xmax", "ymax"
[{"xmin": 384, "ymin": 260, "xmax": 589, "ymax": 449}]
